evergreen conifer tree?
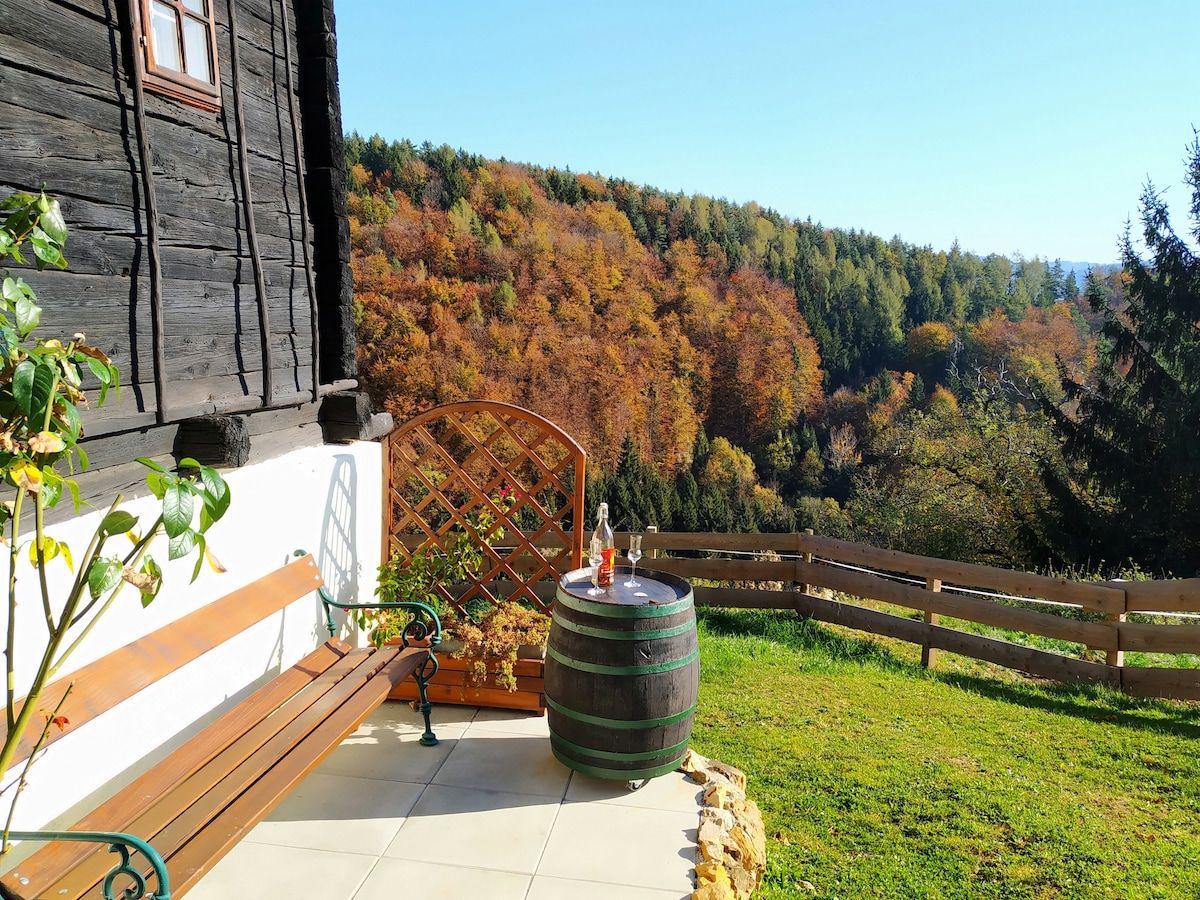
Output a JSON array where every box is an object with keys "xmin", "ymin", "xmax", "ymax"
[{"xmin": 1046, "ymin": 135, "xmax": 1200, "ymax": 575}]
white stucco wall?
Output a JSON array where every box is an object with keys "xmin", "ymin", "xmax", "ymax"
[{"xmin": 0, "ymin": 439, "xmax": 383, "ymax": 837}]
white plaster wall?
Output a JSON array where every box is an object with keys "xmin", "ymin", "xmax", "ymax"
[{"xmin": 0, "ymin": 439, "xmax": 382, "ymax": 836}]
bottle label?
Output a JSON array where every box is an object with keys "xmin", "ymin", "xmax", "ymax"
[{"xmin": 598, "ymin": 547, "xmax": 615, "ymax": 585}]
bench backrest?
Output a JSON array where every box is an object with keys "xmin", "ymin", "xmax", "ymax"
[{"xmin": 8, "ymin": 554, "xmax": 324, "ymax": 766}]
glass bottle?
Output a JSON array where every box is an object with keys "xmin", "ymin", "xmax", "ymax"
[{"xmin": 593, "ymin": 502, "xmax": 615, "ymax": 586}]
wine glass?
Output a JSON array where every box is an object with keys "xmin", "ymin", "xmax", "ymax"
[
  {"xmin": 587, "ymin": 537, "xmax": 605, "ymax": 595},
  {"xmin": 625, "ymin": 534, "xmax": 643, "ymax": 588}
]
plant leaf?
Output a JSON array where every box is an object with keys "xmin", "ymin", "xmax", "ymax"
[
  {"xmin": 138, "ymin": 556, "xmax": 163, "ymax": 607},
  {"xmin": 14, "ymin": 293, "xmax": 41, "ymax": 336},
  {"xmin": 12, "ymin": 359, "xmax": 34, "ymax": 416},
  {"xmin": 89, "ymin": 363, "xmax": 109, "ymax": 407},
  {"xmin": 29, "ymin": 361, "xmax": 56, "ymax": 424},
  {"xmin": 162, "ymin": 482, "xmax": 193, "ymax": 538},
  {"xmin": 39, "ymin": 197, "xmax": 66, "ymax": 245},
  {"xmin": 205, "ymin": 544, "xmax": 227, "ymax": 574},
  {"xmin": 87, "ymin": 557, "xmax": 123, "ymax": 600},
  {"xmin": 198, "ymin": 466, "xmax": 230, "ymax": 523},
  {"xmin": 191, "ymin": 532, "xmax": 207, "ymax": 583},
  {"xmin": 65, "ymin": 477, "xmax": 82, "ymax": 513},
  {"xmin": 137, "ymin": 457, "xmax": 167, "ymax": 473},
  {"xmin": 39, "ymin": 471, "xmax": 62, "ymax": 508},
  {"xmin": 168, "ymin": 528, "xmax": 197, "ymax": 561},
  {"xmin": 144, "ymin": 470, "xmax": 168, "ymax": 499},
  {"xmin": 100, "ymin": 510, "xmax": 138, "ymax": 536}
]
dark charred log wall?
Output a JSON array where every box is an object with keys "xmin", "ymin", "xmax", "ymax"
[{"xmin": 0, "ymin": 0, "xmax": 353, "ymax": 445}]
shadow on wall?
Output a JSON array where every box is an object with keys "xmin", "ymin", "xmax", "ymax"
[{"xmin": 319, "ymin": 454, "xmax": 361, "ymax": 639}]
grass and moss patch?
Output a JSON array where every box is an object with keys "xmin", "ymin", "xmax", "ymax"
[{"xmin": 692, "ymin": 607, "xmax": 1200, "ymax": 899}]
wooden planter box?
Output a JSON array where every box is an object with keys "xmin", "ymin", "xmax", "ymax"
[{"xmin": 389, "ymin": 650, "xmax": 546, "ymax": 715}]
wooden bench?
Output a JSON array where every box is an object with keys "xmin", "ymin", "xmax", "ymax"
[{"xmin": 0, "ymin": 552, "xmax": 440, "ymax": 900}]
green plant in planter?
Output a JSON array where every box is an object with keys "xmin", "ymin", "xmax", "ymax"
[
  {"xmin": 0, "ymin": 189, "xmax": 231, "ymax": 854},
  {"xmin": 365, "ymin": 530, "xmax": 482, "ymax": 644},
  {"xmin": 450, "ymin": 600, "xmax": 550, "ymax": 692},
  {"xmin": 367, "ymin": 484, "xmax": 549, "ymax": 692}
]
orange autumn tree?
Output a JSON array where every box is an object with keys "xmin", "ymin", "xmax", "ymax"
[{"xmin": 351, "ymin": 155, "xmax": 824, "ymax": 474}]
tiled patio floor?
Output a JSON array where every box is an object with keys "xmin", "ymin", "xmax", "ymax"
[{"xmin": 187, "ymin": 701, "xmax": 700, "ymax": 900}]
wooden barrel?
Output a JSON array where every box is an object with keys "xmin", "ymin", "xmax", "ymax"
[{"xmin": 546, "ymin": 567, "xmax": 699, "ymax": 780}]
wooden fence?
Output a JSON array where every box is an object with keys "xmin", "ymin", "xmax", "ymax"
[
  {"xmin": 624, "ymin": 530, "xmax": 1200, "ymax": 702},
  {"xmin": 450, "ymin": 529, "xmax": 1200, "ymax": 702}
]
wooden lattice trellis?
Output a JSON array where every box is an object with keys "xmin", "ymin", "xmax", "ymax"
[{"xmin": 382, "ymin": 400, "xmax": 586, "ymax": 614}]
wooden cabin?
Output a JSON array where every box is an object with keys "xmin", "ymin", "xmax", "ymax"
[
  {"xmin": 0, "ymin": 0, "xmax": 393, "ymax": 838},
  {"xmin": 1, "ymin": 0, "xmax": 370, "ymax": 497}
]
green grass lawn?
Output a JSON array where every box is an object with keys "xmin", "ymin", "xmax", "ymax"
[{"xmin": 691, "ymin": 608, "xmax": 1200, "ymax": 900}]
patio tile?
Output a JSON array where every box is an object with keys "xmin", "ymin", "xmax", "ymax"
[
  {"xmin": 383, "ymin": 783, "xmax": 559, "ymax": 874},
  {"xmin": 185, "ymin": 840, "xmax": 374, "ymax": 900},
  {"xmin": 536, "ymin": 802, "xmax": 697, "ymax": 893},
  {"xmin": 526, "ymin": 875, "xmax": 691, "ymax": 900},
  {"xmin": 353, "ymin": 857, "xmax": 530, "ymax": 900},
  {"xmin": 468, "ymin": 706, "xmax": 552, "ymax": 737},
  {"xmin": 243, "ymin": 772, "xmax": 423, "ymax": 855},
  {"xmin": 432, "ymin": 729, "xmax": 569, "ymax": 798},
  {"xmin": 565, "ymin": 770, "xmax": 705, "ymax": 814},
  {"xmin": 316, "ymin": 703, "xmax": 465, "ymax": 784}
]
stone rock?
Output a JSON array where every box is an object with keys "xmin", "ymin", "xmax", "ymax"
[
  {"xmin": 703, "ymin": 781, "xmax": 746, "ymax": 809},
  {"xmin": 729, "ymin": 862, "xmax": 758, "ymax": 898},
  {"xmin": 692, "ymin": 883, "xmax": 735, "ymax": 900},
  {"xmin": 689, "ymin": 755, "xmax": 765, "ymax": 900},
  {"xmin": 699, "ymin": 805, "xmax": 735, "ymax": 830},
  {"xmin": 695, "ymin": 861, "xmax": 731, "ymax": 887},
  {"xmin": 707, "ymin": 759, "xmax": 747, "ymax": 792},
  {"xmin": 680, "ymin": 748, "xmax": 748, "ymax": 792}
]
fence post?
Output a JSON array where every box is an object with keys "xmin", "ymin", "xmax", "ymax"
[
  {"xmin": 1106, "ymin": 612, "xmax": 1126, "ymax": 668},
  {"xmin": 798, "ymin": 528, "xmax": 814, "ymax": 596},
  {"xmin": 646, "ymin": 524, "xmax": 658, "ymax": 560},
  {"xmin": 922, "ymin": 577, "xmax": 942, "ymax": 668}
]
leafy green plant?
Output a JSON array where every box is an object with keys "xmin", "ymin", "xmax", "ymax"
[
  {"xmin": 0, "ymin": 189, "xmax": 232, "ymax": 854},
  {"xmin": 365, "ymin": 531, "xmax": 482, "ymax": 644},
  {"xmin": 366, "ymin": 484, "xmax": 548, "ymax": 691},
  {"xmin": 449, "ymin": 600, "xmax": 549, "ymax": 691}
]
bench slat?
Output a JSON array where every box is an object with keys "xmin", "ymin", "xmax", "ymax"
[
  {"xmin": 2, "ymin": 639, "xmax": 351, "ymax": 900},
  {"xmin": 8, "ymin": 554, "xmax": 325, "ymax": 767},
  {"xmin": 168, "ymin": 647, "xmax": 429, "ymax": 896},
  {"xmin": 42, "ymin": 646, "xmax": 426, "ymax": 900}
]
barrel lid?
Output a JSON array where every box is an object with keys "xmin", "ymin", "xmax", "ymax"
[{"xmin": 559, "ymin": 567, "xmax": 689, "ymax": 607}]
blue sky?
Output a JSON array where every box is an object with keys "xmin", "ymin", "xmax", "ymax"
[{"xmin": 334, "ymin": 1, "xmax": 1198, "ymax": 264}]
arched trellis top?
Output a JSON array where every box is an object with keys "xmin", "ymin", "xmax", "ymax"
[{"xmin": 382, "ymin": 400, "xmax": 586, "ymax": 613}]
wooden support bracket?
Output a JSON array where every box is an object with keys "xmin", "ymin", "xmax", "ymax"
[
  {"xmin": 320, "ymin": 391, "xmax": 391, "ymax": 442},
  {"xmin": 174, "ymin": 415, "xmax": 250, "ymax": 467}
]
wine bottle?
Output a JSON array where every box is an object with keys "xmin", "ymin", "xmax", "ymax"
[{"xmin": 593, "ymin": 502, "xmax": 615, "ymax": 586}]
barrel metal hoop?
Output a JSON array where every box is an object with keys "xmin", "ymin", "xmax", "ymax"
[
  {"xmin": 545, "ymin": 694, "xmax": 697, "ymax": 728},
  {"xmin": 549, "ymin": 745, "xmax": 689, "ymax": 781},
  {"xmin": 550, "ymin": 732, "xmax": 692, "ymax": 762},
  {"xmin": 547, "ymin": 645, "xmax": 699, "ymax": 676},
  {"xmin": 554, "ymin": 591, "xmax": 694, "ymax": 619},
  {"xmin": 551, "ymin": 617, "xmax": 697, "ymax": 642}
]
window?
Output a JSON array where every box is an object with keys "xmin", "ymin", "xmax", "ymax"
[{"xmin": 137, "ymin": 0, "xmax": 221, "ymax": 110}]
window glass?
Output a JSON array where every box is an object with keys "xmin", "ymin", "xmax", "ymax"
[
  {"xmin": 182, "ymin": 16, "xmax": 212, "ymax": 83},
  {"xmin": 140, "ymin": 0, "xmax": 220, "ymax": 109},
  {"xmin": 150, "ymin": 1, "xmax": 182, "ymax": 73}
]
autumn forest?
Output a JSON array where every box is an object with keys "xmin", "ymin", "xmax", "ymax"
[{"xmin": 346, "ymin": 134, "xmax": 1200, "ymax": 578}]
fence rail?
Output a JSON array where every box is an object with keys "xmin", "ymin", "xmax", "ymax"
[{"xmin": 494, "ymin": 529, "xmax": 1200, "ymax": 701}]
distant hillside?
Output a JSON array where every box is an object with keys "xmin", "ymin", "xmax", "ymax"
[{"xmin": 1060, "ymin": 260, "xmax": 1117, "ymax": 291}]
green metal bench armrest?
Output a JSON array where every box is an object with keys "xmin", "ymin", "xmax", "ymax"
[
  {"xmin": 289, "ymin": 550, "xmax": 442, "ymax": 644},
  {"xmin": 4, "ymin": 830, "xmax": 169, "ymax": 900},
  {"xmin": 316, "ymin": 587, "xmax": 443, "ymax": 646},
  {"xmin": 293, "ymin": 550, "xmax": 441, "ymax": 746}
]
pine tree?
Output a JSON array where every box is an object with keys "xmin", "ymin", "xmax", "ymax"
[{"xmin": 1046, "ymin": 135, "xmax": 1200, "ymax": 575}]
